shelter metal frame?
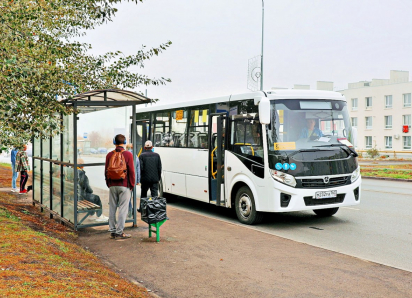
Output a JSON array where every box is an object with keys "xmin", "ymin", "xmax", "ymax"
[{"xmin": 32, "ymin": 89, "xmax": 150, "ymax": 230}]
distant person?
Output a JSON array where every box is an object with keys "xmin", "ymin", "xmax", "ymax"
[
  {"xmin": 15, "ymin": 145, "xmax": 31, "ymax": 194},
  {"xmin": 10, "ymin": 147, "xmax": 19, "ymax": 192},
  {"xmin": 300, "ymin": 119, "xmax": 323, "ymax": 139},
  {"xmin": 105, "ymin": 134, "xmax": 135, "ymax": 240},
  {"xmin": 139, "ymin": 140, "xmax": 162, "ymax": 198},
  {"xmin": 126, "ymin": 143, "xmax": 140, "ymax": 186},
  {"xmin": 126, "ymin": 143, "xmax": 140, "ymax": 218}
]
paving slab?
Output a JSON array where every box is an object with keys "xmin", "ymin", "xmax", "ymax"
[{"xmin": 78, "ymin": 205, "xmax": 412, "ymax": 298}]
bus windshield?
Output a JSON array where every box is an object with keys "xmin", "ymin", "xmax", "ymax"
[{"xmin": 267, "ymin": 99, "xmax": 353, "ymax": 153}]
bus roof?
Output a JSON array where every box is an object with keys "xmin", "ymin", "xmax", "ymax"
[
  {"xmin": 136, "ymin": 90, "xmax": 345, "ymax": 112},
  {"xmin": 266, "ymin": 89, "xmax": 345, "ymax": 101}
]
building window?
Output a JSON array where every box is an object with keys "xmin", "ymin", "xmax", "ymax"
[
  {"xmin": 384, "ymin": 116, "xmax": 392, "ymax": 129},
  {"xmin": 403, "ymin": 93, "xmax": 411, "ymax": 107},
  {"xmin": 351, "ymin": 98, "xmax": 358, "ymax": 110},
  {"xmin": 365, "ymin": 97, "xmax": 372, "ymax": 109},
  {"xmin": 403, "ymin": 136, "xmax": 411, "ymax": 150},
  {"xmin": 385, "ymin": 136, "xmax": 392, "ymax": 149},
  {"xmin": 365, "ymin": 116, "xmax": 372, "ymax": 129},
  {"xmin": 385, "ymin": 95, "xmax": 392, "ymax": 108},
  {"xmin": 403, "ymin": 114, "xmax": 411, "ymax": 126},
  {"xmin": 351, "ymin": 117, "xmax": 357, "ymax": 128},
  {"xmin": 365, "ymin": 136, "xmax": 372, "ymax": 149}
]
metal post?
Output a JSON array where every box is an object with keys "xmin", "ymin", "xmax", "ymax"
[
  {"xmin": 40, "ymin": 140, "xmax": 43, "ymax": 211},
  {"xmin": 31, "ymin": 136, "xmax": 35, "ymax": 205},
  {"xmin": 60, "ymin": 113, "xmax": 64, "ymax": 220},
  {"xmin": 260, "ymin": 0, "xmax": 264, "ymax": 91},
  {"xmin": 49, "ymin": 136, "xmax": 53, "ymax": 218},
  {"xmin": 73, "ymin": 105, "xmax": 78, "ymax": 229},
  {"xmin": 132, "ymin": 104, "xmax": 137, "ymax": 227}
]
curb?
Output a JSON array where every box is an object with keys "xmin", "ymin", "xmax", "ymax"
[{"xmin": 361, "ymin": 176, "xmax": 412, "ymax": 183}]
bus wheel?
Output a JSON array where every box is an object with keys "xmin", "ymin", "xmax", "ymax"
[
  {"xmin": 235, "ymin": 186, "xmax": 263, "ymax": 225},
  {"xmin": 313, "ymin": 207, "xmax": 339, "ymax": 217}
]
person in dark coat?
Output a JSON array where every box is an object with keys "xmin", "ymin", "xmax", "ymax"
[
  {"xmin": 139, "ymin": 140, "xmax": 162, "ymax": 197},
  {"xmin": 78, "ymin": 169, "xmax": 102, "ymax": 217}
]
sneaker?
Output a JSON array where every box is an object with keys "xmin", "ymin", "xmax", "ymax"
[
  {"xmin": 110, "ymin": 233, "xmax": 116, "ymax": 239},
  {"xmin": 19, "ymin": 190, "xmax": 27, "ymax": 195},
  {"xmin": 27, "ymin": 185, "xmax": 33, "ymax": 193},
  {"xmin": 115, "ymin": 233, "xmax": 131, "ymax": 240},
  {"xmin": 11, "ymin": 189, "xmax": 17, "ymax": 193}
]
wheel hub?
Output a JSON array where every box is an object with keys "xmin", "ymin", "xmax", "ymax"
[{"xmin": 238, "ymin": 193, "xmax": 252, "ymax": 218}]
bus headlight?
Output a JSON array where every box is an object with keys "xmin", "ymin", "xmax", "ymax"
[
  {"xmin": 351, "ymin": 166, "xmax": 361, "ymax": 183},
  {"xmin": 270, "ymin": 169, "xmax": 297, "ymax": 187}
]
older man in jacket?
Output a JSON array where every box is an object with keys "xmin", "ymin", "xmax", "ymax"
[{"xmin": 139, "ymin": 140, "xmax": 162, "ymax": 198}]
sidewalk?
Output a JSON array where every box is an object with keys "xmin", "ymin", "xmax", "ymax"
[{"xmin": 78, "ymin": 204, "xmax": 412, "ymax": 298}]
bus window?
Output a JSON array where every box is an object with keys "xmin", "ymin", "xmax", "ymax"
[
  {"xmin": 189, "ymin": 107, "xmax": 209, "ymax": 148},
  {"xmin": 153, "ymin": 111, "xmax": 171, "ymax": 147},
  {"xmin": 171, "ymin": 108, "xmax": 188, "ymax": 147}
]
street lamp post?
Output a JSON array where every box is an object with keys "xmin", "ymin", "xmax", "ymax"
[{"xmin": 260, "ymin": 0, "xmax": 264, "ymax": 91}]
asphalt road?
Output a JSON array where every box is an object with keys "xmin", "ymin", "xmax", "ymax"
[{"xmin": 167, "ymin": 178, "xmax": 412, "ymax": 273}]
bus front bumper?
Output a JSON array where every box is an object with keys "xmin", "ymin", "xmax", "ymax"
[{"xmin": 260, "ymin": 176, "xmax": 362, "ymax": 212}]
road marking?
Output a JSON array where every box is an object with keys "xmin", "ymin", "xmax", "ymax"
[
  {"xmin": 342, "ymin": 207, "xmax": 360, "ymax": 211},
  {"xmin": 362, "ymin": 189, "xmax": 412, "ymax": 196}
]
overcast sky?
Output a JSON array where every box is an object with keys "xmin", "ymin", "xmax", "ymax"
[{"xmin": 79, "ymin": 0, "xmax": 412, "ymax": 104}]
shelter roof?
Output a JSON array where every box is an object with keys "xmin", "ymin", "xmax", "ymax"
[{"xmin": 60, "ymin": 89, "xmax": 152, "ymax": 113}]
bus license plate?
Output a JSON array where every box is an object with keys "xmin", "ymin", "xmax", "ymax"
[{"xmin": 314, "ymin": 190, "xmax": 337, "ymax": 199}]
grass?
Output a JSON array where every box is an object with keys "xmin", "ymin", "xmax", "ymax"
[
  {"xmin": 360, "ymin": 164, "xmax": 412, "ymax": 170},
  {"xmin": 0, "ymin": 166, "xmax": 151, "ymax": 298},
  {"xmin": 361, "ymin": 168, "xmax": 412, "ymax": 180}
]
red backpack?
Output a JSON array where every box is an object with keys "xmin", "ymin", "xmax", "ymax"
[{"xmin": 106, "ymin": 150, "xmax": 127, "ymax": 180}]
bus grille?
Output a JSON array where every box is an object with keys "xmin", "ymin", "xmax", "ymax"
[
  {"xmin": 299, "ymin": 176, "xmax": 349, "ymax": 189},
  {"xmin": 304, "ymin": 194, "xmax": 346, "ymax": 206}
]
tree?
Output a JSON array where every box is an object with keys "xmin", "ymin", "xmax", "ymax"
[{"xmin": 0, "ymin": 0, "xmax": 171, "ymax": 148}]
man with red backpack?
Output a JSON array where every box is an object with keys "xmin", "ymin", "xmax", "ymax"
[{"xmin": 105, "ymin": 134, "xmax": 135, "ymax": 240}]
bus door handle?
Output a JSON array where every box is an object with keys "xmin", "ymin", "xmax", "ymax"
[{"xmin": 227, "ymin": 167, "xmax": 232, "ymax": 171}]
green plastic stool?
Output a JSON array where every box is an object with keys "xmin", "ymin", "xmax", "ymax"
[{"xmin": 148, "ymin": 219, "xmax": 167, "ymax": 242}]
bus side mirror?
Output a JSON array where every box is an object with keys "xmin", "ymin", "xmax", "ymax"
[
  {"xmin": 351, "ymin": 127, "xmax": 358, "ymax": 148},
  {"xmin": 256, "ymin": 97, "xmax": 270, "ymax": 124}
]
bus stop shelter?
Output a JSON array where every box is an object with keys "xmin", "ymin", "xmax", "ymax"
[{"xmin": 32, "ymin": 89, "xmax": 151, "ymax": 230}]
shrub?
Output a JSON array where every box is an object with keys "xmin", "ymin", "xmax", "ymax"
[{"xmin": 366, "ymin": 147, "xmax": 380, "ymax": 158}]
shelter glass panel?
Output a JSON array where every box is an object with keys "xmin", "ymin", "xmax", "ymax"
[
  {"xmin": 63, "ymin": 115, "xmax": 74, "ymax": 163},
  {"xmin": 42, "ymin": 161, "xmax": 51, "ymax": 208},
  {"xmin": 63, "ymin": 166, "xmax": 75, "ymax": 223},
  {"xmin": 52, "ymin": 134, "xmax": 61, "ymax": 161},
  {"xmin": 76, "ymin": 165, "xmax": 108, "ymax": 226},
  {"xmin": 33, "ymin": 159, "xmax": 41, "ymax": 202},
  {"xmin": 51, "ymin": 163, "xmax": 62, "ymax": 215},
  {"xmin": 33, "ymin": 138, "xmax": 41, "ymax": 158},
  {"xmin": 42, "ymin": 138, "xmax": 51, "ymax": 159},
  {"xmin": 77, "ymin": 106, "xmax": 130, "ymax": 162}
]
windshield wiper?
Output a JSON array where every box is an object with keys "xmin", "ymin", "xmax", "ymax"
[{"xmin": 313, "ymin": 144, "xmax": 358, "ymax": 157}]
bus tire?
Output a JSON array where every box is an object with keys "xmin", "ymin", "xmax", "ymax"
[
  {"xmin": 313, "ymin": 207, "xmax": 339, "ymax": 217},
  {"xmin": 235, "ymin": 186, "xmax": 263, "ymax": 225}
]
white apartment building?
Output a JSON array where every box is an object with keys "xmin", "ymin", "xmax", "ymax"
[{"xmin": 339, "ymin": 70, "xmax": 412, "ymax": 152}]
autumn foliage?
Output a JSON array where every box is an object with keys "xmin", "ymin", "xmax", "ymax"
[{"xmin": 0, "ymin": 0, "xmax": 171, "ymax": 148}]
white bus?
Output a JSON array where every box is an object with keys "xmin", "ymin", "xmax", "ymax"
[{"xmin": 134, "ymin": 90, "xmax": 361, "ymax": 224}]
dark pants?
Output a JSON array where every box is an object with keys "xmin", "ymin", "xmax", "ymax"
[
  {"xmin": 20, "ymin": 171, "xmax": 28, "ymax": 192},
  {"xmin": 141, "ymin": 182, "xmax": 159, "ymax": 198}
]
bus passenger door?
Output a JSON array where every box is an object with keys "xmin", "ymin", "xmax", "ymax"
[
  {"xmin": 135, "ymin": 120, "xmax": 149, "ymax": 157},
  {"xmin": 209, "ymin": 113, "xmax": 227, "ymax": 206}
]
